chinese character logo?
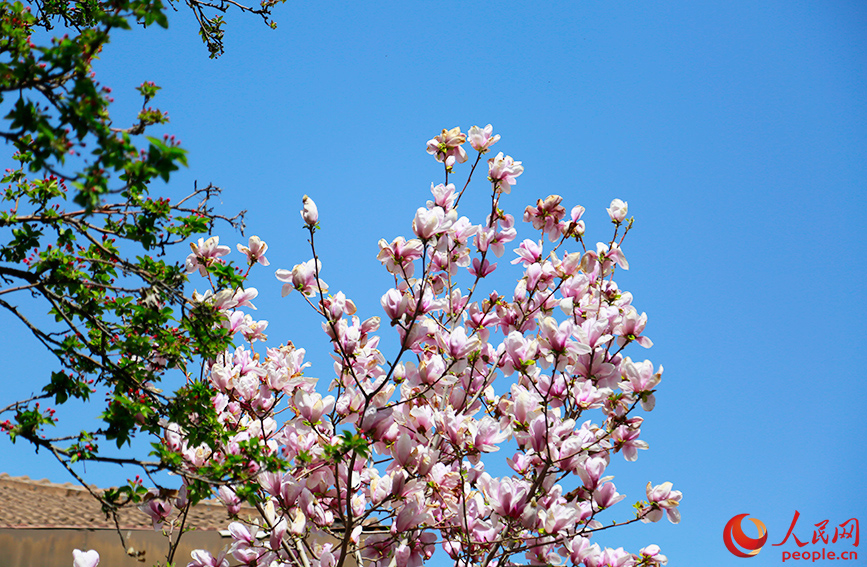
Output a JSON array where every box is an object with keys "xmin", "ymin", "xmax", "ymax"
[{"xmin": 724, "ymin": 513, "xmax": 769, "ymax": 557}]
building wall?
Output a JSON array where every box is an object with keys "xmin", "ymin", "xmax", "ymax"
[{"xmin": 0, "ymin": 528, "xmax": 227, "ymax": 567}]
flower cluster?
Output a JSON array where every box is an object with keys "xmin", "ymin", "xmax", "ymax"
[{"xmin": 120, "ymin": 126, "xmax": 678, "ymax": 567}]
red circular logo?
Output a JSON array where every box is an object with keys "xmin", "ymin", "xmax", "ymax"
[{"xmin": 723, "ymin": 513, "xmax": 768, "ymax": 557}]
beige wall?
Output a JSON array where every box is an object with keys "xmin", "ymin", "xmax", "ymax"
[{"xmin": 0, "ymin": 528, "xmax": 228, "ymax": 567}]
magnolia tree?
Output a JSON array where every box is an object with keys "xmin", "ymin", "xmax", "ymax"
[{"xmin": 69, "ymin": 125, "xmax": 681, "ymax": 567}]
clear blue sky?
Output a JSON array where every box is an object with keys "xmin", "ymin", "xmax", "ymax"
[{"xmin": 2, "ymin": 2, "xmax": 865, "ymax": 565}]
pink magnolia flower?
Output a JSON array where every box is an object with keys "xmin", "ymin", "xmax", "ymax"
[
  {"xmin": 487, "ymin": 152, "xmax": 524, "ymax": 193},
  {"xmin": 381, "ymin": 288, "xmax": 412, "ymax": 322},
  {"xmin": 191, "ymin": 288, "xmax": 237, "ymax": 311},
  {"xmin": 218, "ymin": 486, "xmax": 242, "ymax": 515},
  {"xmin": 467, "ymin": 124, "xmax": 500, "ymax": 153},
  {"xmin": 323, "ymin": 291, "xmax": 357, "ymax": 320},
  {"xmin": 426, "ymin": 127, "xmax": 468, "ymax": 165},
  {"xmin": 507, "ymin": 384, "xmax": 542, "ymax": 427},
  {"xmin": 607, "ymin": 198, "xmax": 628, "ymax": 223},
  {"xmin": 563, "ymin": 205, "xmax": 586, "ymax": 238},
  {"xmin": 369, "ymin": 471, "xmax": 393, "ymax": 506},
  {"xmin": 231, "ymin": 546, "xmax": 264, "ymax": 565},
  {"xmin": 576, "ymin": 318, "xmax": 615, "ymax": 350},
  {"xmin": 228, "ymin": 521, "xmax": 254, "ymax": 545},
  {"xmin": 399, "ymin": 533, "xmax": 437, "ymax": 567},
  {"xmin": 393, "ymin": 432, "xmax": 424, "ymax": 469},
  {"xmin": 427, "ymin": 182, "xmax": 456, "ymax": 210},
  {"xmin": 415, "ymin": 354, "xmax": 446, "ymax": 387},
  {"xmin": 237, "ymin": 236, "xmax": 270, "ymax": 267},
  {"xmin": 412, "ymin": 206, "xmax": 453, "ymax": 240},
  {"xmin": 500, "ymin": 330, "xmax": 539, "ymax": 376},
  {"xmin": 579, "ymin": 249, "xmax": 600, "ymax": 278},
  {"xmin": 576, "ymin": 455, "xmax": 610, "ymax": 489},
  {"xmin": 240, "ymin": 315, "xmax": 269, "ymax": 343},
  {"xmin": 445, "ymin": 215, "xmax": 479, "ymax": 247},
  {"xmin": 563, "ymin": 536, "xmax": 597, "ymax": 565},
  {"xmin": 360, "ymin": 315, "xmax": 380, "ymax": 334},
  {"xmin": 644, "ymin": 481, "xmax": 682, "ymax": 524},
  {"xmin": 275, "ymin": 258, "xmax": 327, "ymax": 297},
  {"xmin": 164, "ymin": 422, "xmax": 183, "ymax": 451},
  {"xmin": 182, "ymin": 442, "xmax": 212, "ymax": 468},
  {"xmin": 392, "ymin": 499, "xmax": 432, "ymax": 533},
  {"xmin": 524, "ymin": 195, "xmax": 567, "ymax": 242},
  {"xmin": 593, "ymin": 481, "xmax": 626, "ymax": 509},
  {"xmin": 288, "ymin": 507, "xmax": 306, "ymax": 535},
  {"xmin": 539, "ymin": 316, "xmax": 591, "ymax": 358},
  {"xmin": 619, "ymin": 357, "xmax": 662, "ymax": 410},
  {"xmin": 232, "ymin": 287, "xmax": 258, "ymax": 310},
  {"xmin": 525, "ymin": 538, "xmax": 562, "ymax": 566},
  {"xmin": 611, "ymin": 418, "xmax": 649, "ymax": 461},
  {"xmin": 408, "ymin": 404, "xmax": 434, "ymax": 433},
  {"xmin": 599, "ymin": 241, "xmax": 629, "ymax": 271},
  {"xmin": 479, "ymin": 475, "xmax": 530, "ymax": 519},
  {"xmin": 139, "ymin": 496, "xmax": 173, "ymax": 530},
  {"xmin": 301, "ymin": 194, "xmax": 318, "ymax": 226},
  {"xmin": 174, "ymin": 483, "xmax": 189, "ymax": 509},
  {"xmin": 571, "ymin": 379, "xmax": 606, "ymax": 411},
  {"xmin": 511, "ymin": 239, "xmax": 543, "ymax": 266},
  {"xmin": 476, "ymin": 213, "xmax": 517, "ymax": 257},
  {"xmin": 638, "ymin": 544, "xmax": 669, "ymax": 566},
  {"xmin": 316, "ymin": 543, "xmax": 337, "ymax": 567},
  {"xmin": 586, "ymin": 547, "xmax": 633, "ymax": 567},
  {"xmin": 73, "ymin": 549, "xmax": 100, "ymax": 567},
  {"xmin": 185, "ymin": 236, "xmax": 231, "ymax": 276},
  {"xmin": 537, "ymin": 502, "xmax": 580, "ymax": 534},
  {"xmin": 188, "ymin": 549, "xmax": 230, "ymax": 567},
  {"xmin": 573, "ymin": 351, "xmax": 618, "ymax": 388},
  {"xmin": 616, "ymin": 308, "xmax": 652, "ymax": 348},
  {"xmin": 294, "ymin": 390, "xmax": 335, "ymax": 424},
  {"xmin": 468, "ymin": 257, "xmax": 497, "ymax": 277},
  {"xmin": 267, "ymin": 515, "xmax": 288, "ymax": 550},
  {"xmin": 471, "ymin": 415, "xmax": 508, "ymax": 453},
  {"xmin": 437, "ymin": 326, "xmax": 480, "ymax": 359},
  {"xmin": 377, "ymin": 236, "xmax": 424, "ymax": 278}
]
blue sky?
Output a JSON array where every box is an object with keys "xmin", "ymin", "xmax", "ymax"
[{"xmin": 2, "ymin": 1, "xmax": 866, "ymax": 565}]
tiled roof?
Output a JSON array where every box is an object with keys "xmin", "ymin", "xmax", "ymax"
[{"xmin": 0, "ymin": 472, "xmax": 259, "ymax": 530}]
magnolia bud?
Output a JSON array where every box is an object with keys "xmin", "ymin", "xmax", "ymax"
[
  {"xmin": 607, "ymin": 199, "xmax": 628, "ymax": 223},
  {"xmin": 301, "ymin": 195, "xmax": 318, "ymax": 226}
]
